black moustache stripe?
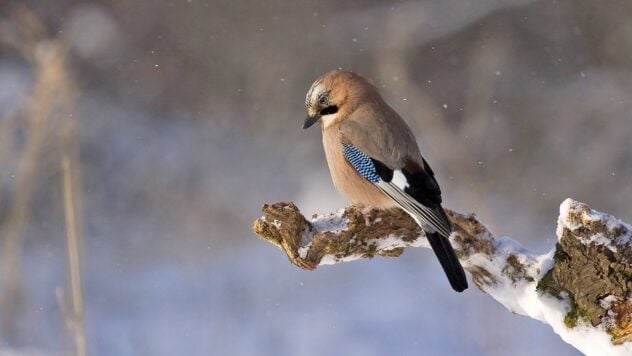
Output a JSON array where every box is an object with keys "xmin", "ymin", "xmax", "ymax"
[{"xmin": 320, "ymin": 105, "xmax": 338, "ymax": 115}]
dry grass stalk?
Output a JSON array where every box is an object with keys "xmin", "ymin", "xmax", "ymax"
[
  {"xmin": 0, "ymin": 6, "xmax": 87, "ymax": 355},
  {"xmin": 61, "ymin": 153, "xmax": 86, "ymax": 356}
]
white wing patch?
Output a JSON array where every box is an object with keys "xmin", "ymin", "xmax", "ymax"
[{"xmin": 391, "ymin": 170, "xmax": 409, "ymax": 190}]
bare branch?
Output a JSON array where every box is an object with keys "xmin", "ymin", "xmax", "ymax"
[{"xmin": 253, "ymin": 199, "xmax": 632, "ymax": 354}]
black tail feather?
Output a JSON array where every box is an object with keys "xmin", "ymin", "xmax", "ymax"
[{"xmin": 425, "ymin": 231, "xmax": 468, "ymax": 292}]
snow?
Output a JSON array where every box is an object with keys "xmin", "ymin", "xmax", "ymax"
[
  {"xmin": 470, "ymin": 199, "xmax": 632, "ymax": 356},
  {"xmin": 318, "ymin": 233, "xmax": 431, "ymax": 265},
  {"xmin": 558, "ymin": 198, "xmax": 632, "ymax": 252},
  {"xmin": 297, "ymin": 241, "xmax": 312, "ymax": 259},
  {"xmin": 369, "ymin": 233, "xmax": 430, "ymax": 250},
  {"xmin": 310, "ymin": 209, "xmax": 348, "ymax": 233},
  {"xmin": 471, "ymin": 246, "xmax": 628, "ymax": 356},
  {"xmin": 303, "ymin": 199, "xmax": 632, "ymax": 355},
  {"xmin": 586, "ymin": 233, "xmax": 619, "ymax": 253},
  {"xmin": 600, "ymin": 295, "xmax": 621, "ymax": 310},
  {"xmin": 319, "ymin": 253, "xmax": 363, "ymax": 265},
  {"xmin": 304, "ymin": 211, "xmax": 429, "ymax": 265},
  {"xmin": 298, "ymin": 209, "xmax": 349, "ymax": 259}
]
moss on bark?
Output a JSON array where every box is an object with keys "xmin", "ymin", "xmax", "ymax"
[{"xmin": 536, "ymin": 201, "xmax": 632, "ymax": 343}]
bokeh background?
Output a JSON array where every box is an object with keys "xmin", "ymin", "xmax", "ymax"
[{"xmin": 1, "ymin": 0, "xmax": 631, "ymax": 355}]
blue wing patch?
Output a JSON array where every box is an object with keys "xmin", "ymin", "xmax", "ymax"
[{"xmin": 342, "ymin": 143, "xmax": 381, "ymax": 183}]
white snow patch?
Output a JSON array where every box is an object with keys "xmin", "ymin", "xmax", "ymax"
[
  {"xmin": 557, "ymin": 198, "xmax": 581, "ymax": 236},
  {"xmin": 366, "ymin": 233, "xmax": 429, "ymax": 251},
  {"xmin": 470, "ymin": 243, "xmax": 631, "ymax": 355},
  {"xmin": 468, "ymin": 199, "xmax": 632, "ymax": 355},
  {"xmin": 298, "ymin": 210, "xmax": 349, "ymax": 259},
  {"xmin": 301, "ymin": 199, "xmax": 632, "ymax": 355},
  {"xmin": 600, "ymin": 295, "xmax": 621, "ymax": 310},
  {"xmin": 298, "ymin": 241, "xmax": 312, "ymax": 259},
  {"xmin": 318, "ymin": 233, "xmax": 429, "ymax": 266},
  {"xmin": 319, "ymin": 253, "xmax": 363, "ymax": 265},
  {"xmin": 558, "ymin": 198, "xmax": 632, "ymax": 252},
  {"xmin": 585, "ymin": 233, "xmax": 618, "ymax": 252},
  {"xmin": 310, "ymin": 209, "xmax": 348, "ymax": 233}
]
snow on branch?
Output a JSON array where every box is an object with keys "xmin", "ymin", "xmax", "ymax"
[{"xmin": 253, "ymin": 199, "xmax": 632, "ymax": 355}]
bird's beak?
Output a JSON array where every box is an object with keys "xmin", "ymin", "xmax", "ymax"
[{"xmin": 302, "ymin": 114, "xmax": 321, "ymax": 129}]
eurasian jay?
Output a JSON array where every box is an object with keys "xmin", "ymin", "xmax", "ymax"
[{"xmin": 303, "ymin": 70, "xmax": 468, "ymax": 292}]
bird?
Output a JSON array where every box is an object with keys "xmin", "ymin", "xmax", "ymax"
[{"xmin": 303, "ymin": 70, "xmax": 468, "ymax": 292}]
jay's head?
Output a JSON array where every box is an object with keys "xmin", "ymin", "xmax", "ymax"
[{"xmin": 303, "ymin": 70, "xmax": 378, "ymax": 129}]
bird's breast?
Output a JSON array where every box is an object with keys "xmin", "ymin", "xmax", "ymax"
[{"xmin": 322, "ymin": 128, "xmax": 394, "ymax": 208}]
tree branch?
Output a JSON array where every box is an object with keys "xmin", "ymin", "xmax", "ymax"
[{"xmin": 253, "ymin": 199, "xmax": 632, "ymax": 355}]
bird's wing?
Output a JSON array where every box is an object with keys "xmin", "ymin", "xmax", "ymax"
[
  {"xmin": 340, "ymin": 109, "xmax": 467, "ymax": 292},
  {"xmin": 341, "ymin": 141, "xmax": 451, "ymax": 238},
  {"xmin": 339, "ymin": 104, "xmax": 420, "ymax": 169},
  {"xmin": 339, "ymin": 104, "xmax": 444, "ymax": 208}
]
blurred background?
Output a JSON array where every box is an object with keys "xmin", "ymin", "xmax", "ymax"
[{"xmin": 1, "ymin": 0, "xmax": 631, "ymax": 355}]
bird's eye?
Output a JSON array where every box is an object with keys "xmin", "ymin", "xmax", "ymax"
[{"xmin": 318, "ymin": 96, "xmax": 328, "ymax": 105}]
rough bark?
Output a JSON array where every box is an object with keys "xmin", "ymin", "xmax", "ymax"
[{"xmin": 253, "ymin": 199, "xmax": 632, "ymax": 352}]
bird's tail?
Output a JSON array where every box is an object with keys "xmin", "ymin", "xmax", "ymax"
[
  {"xmin": 376, "ymin": 181, "xmax": 468, "ymax": 292},
  {"xmin": 425, "ymin": 230, "xmax": 468, "ymax": 292},
  {"xmin": 414, "ymin": 206, "xmax": 468, "ymax": 292}
]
